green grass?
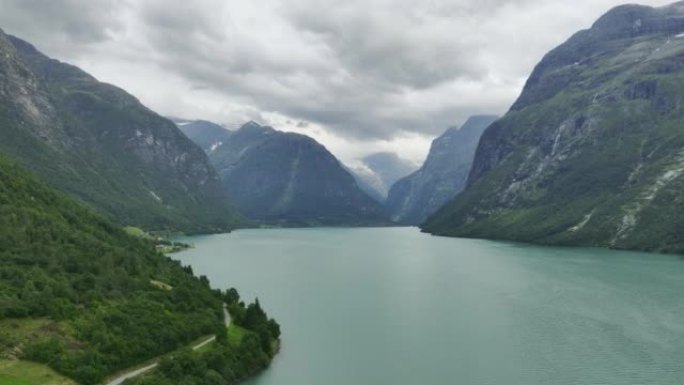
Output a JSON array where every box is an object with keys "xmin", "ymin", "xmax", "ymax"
[
  {"xmin": 123, "ymin": 226, "xmax": 152, "ymax": 239},
  {"xmin": 0, "ymin": 360, "xmax": 75, "ymax": 385},
  {"xmin": 0, "ymin": 319, "xmax": 76, "ymax": 355},
  {"xmin": 227, "ymin": 324, "xmax": 249, "ymax": 346},
  {"xmin": 0, "ymin": 318, "xmax": 51, "ymax": 338}
]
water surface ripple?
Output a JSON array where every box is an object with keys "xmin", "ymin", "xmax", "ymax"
[{"xmin": 174, "ymin": 227, "xmax": 684, "ymax": 385}]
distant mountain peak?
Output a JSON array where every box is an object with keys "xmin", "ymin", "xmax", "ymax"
[
  {"xmin": 350, "ymin": 152, "xmax": 418, "ymax": 200},
  {"xmin": 236, "ymin": 121, "xmax": 276, "ymax": 136},
  {"xmin": 240, "ymin": 120, "xmax": 264, "ymax": 129},
  {"xmin": 385, "ymin": 115, "xmax": 497, "ymax": 225},
  {"xmin": 182, "ymin": 120, "xmax": 388, "ymax": 225},
  {"xmin": 589, "ymin": 2, "xmax": 684, "ymax": 39},
  {"xmin": 363, "ymin": 151, "xmax": 401, "ymax": 162},
  {"xmin": 174, "ymin": 118, "xmax": 233, "ymax": 155},
  {"xmin": 241, "ymin": 120, "xmax": 261, "ymax": 128}
]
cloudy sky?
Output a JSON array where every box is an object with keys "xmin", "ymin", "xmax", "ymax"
[{"xmin": 0, "ymin": 0, "xmax": 672, "ymax": 164}]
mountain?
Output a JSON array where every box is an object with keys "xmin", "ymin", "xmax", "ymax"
[
  {"xmin": 0, "ymin": 30, "xmax": 240, "ymax": 232},
  {"xmin": 385, "ymin": 115, "xmax": 497, "ymax": 225},
  {"xmin": 424, "ymin": 2, "xmax": 684, "ymax": 253},
  {"xmin": 345, "ymin": 163, "xmax": 386, "ymax": 203},
  {"xmin": 174, "ymin": 119, "xmax": 233, "ymax": 154},
  {"xmin": 348, "ymin": 153, "xmax": 418, "ymax": 200},
  {"xmin": 185, "ymin": 121, "xmax": 388, "ymax": 226},
  {"xmin": 0, "ymin": 154, "xmax": 276, "ymax": 384}
]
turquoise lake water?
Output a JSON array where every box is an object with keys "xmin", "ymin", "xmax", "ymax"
[{"xmin": 174, "ymin": 227, "xmax": 684, "ymax": 384}]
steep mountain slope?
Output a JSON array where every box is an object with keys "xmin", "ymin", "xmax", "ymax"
[
  {"xmin": 386, "ymin": 116, "xmax": 497, "ymax": 225},
  {"xmin": 348, "ymin": 153, "xmax": 418, "ymax": 200},
  {"xmin": 0, "ymin": 154, "xmax": 276, "ymax": 384},
  {"xmin": 190, "ymin": 121, "xmax": 388, "ymax": 225},
  {"xmin": 424, "ymin": 2, "xmax": 684, "ymax": 253},
  {"xmin": 0, "ymin": 30, "xmax": 240, "ymax": 232},
  {"xmin": 175, "ymin": 119, "xmax": 233, "ymax": 154}
]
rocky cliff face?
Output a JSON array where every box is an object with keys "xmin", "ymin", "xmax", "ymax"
[
  {"xmin": 386, "ymin": 116, "xmax": 497, "ymax": 225},
  {"xmin": 424, "ymin": 2, "xmax": 684, "ymax": 252},
  {"xmin": 0, "ymin": 31, "xmax": 241, "ymax": 232},
  {"xmin": 193, "ymin": 121, "xmax": 388, "ymax": 226}
]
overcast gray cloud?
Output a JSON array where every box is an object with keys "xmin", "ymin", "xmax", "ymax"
[
  {"xmin": 0, "ymin": 0, "xmax": 673, "ymax": 162},
  {"xmin": 0, "ymin": 0, "xmax": 124, "ymax": 46}
]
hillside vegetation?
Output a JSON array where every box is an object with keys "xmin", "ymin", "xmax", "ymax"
[
  {"xmin": 0, "ymin": 30, "xmax": 240, "ymax": 233},
  {"xmin": 0, "ymin": 155, "xmax": 276, "ymax": 384},
  {"xmin": 424, "ymin": 3, "xmax": 684, "ymax": 253},
  {"xmin": 128, "ymin": 293, "xmax": 280, "ymax": 385}
]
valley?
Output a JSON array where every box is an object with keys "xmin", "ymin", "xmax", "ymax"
[{"xmin": 2, "ymin": 1, "xmax": 684, "ymax": 385}]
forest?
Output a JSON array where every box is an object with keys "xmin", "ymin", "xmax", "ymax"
[
  {"xmin": 0, "ymin": 155, "xmax": 278, "ymax": 384},
  {"xmin": 127, "ymin": 290, "xmax": 281, "ymax": 385}
]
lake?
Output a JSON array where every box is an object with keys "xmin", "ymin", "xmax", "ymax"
[{"xmin": 174, "ymin": 227, "xmax": 684, "ymax": 384}]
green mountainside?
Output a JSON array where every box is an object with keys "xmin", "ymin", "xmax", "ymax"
[
  {"xmin": 0, "ymin": 30, "xmax": 240, "ymax": 233},
  {"xmin": 0, "ymin": 154, "xmax": 277, "ymax": 384},
  {"xmin": 424, "ymin": 2, "xmax": 684, "ymax": 253}
]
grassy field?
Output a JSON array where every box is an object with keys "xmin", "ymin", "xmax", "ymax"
[
  {"xmin": 0, "ymin": 318, "xmax": 51, "ymax": 344},
  {"xmin": 0, "ymin": 319, "xmax": 77, "ymax": 355},
  {"xmin": 123, "ymin": 226, "xmax": 153, "ymax": 239},
  {"xmin": 227, "ymin": 324, "xmax": 249, "ymax": 346},
  {"xmin": 0, "ymin": 360, "xmax": 75, "ymax": 385},
  {"xmin": 0, "ymin": 320, "xmax": 79, "ymax": 384}
]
